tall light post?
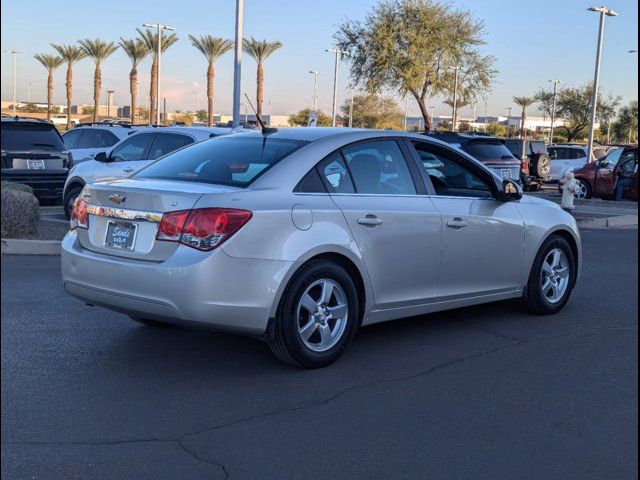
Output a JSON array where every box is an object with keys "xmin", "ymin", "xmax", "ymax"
[
  {"xmin": 143, "ymin": 23, "xmax": 175, "ymax": 125},
  {"xmin": 308, "ymin": 70, "xmax": 320, "ymax": 112},
  {"xmin": 505, "ymin": 107, "xmax": 513, "ymax": 138},
  {"xmin": 4, "ymin": 50, "xmax": 22, "ymax": 116},
  {"xmin": 548, "ymin": 79, "xmax": 561, "ymax": 145},
  {"xmin": 231, "ymin": 0, "xmax": 244, "ymax": 128},
  {"xmin": 429, "ymin": 106, "xmax": 436, "ymax": 130},
  {"xmin": 106, "ymin": 90, "xmax": 114, "ymax": 118},
  {"xmin": 586, "ymin": 6, "xmax": 618, "ymax": 163},
  {"xmin": 483, "ymin": 95, "xmax": 489, "ymax": 131},
  {"xmin": 27, "ymin": 81, "xmax": 33, "ymax": 103},
  {"xmin": 326, "ymin": 48, "xmax": 349, "ymax": 127},
  {"xmin": 348, "ymin": 94, "xmax": 354, "ymax": 128},
  {"xmin": 448, "ymin": 65, "xmax": 466, "ymax": 131}
]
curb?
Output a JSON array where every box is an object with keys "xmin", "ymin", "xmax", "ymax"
[
  {"xmin": 576, "ymin": 214, "xmax": 638, "ymax": 229},
  {"xmin": 1, "ymin": 238, "xmax": 61, "ymax": 255}
]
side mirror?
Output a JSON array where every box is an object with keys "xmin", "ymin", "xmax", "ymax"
[
  {"xmin": 500, "ymin": 179, "xmax": 523, "ymax": 202},
  {"xmin": 94, "ymin": 151, "xmax": 109, "ymax": 162}
]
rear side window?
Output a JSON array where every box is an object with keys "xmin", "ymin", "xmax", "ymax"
[
  {"xmin": 76, "ymin": 129, "xmax": 119, "ymax": 149},
  {"xmin": 463, "ymin": 140, "xmax": 515, "ymax": 161},
  {"xmin": 318, "ymin": 155, "xmax": 355, "ymax": 193},
  {"xmin": 549, "ymin": 147, "xmax": 567, "ymax": 160},
  {"xmin": 1, "ymin": 122, "xmax": 64, "ymax": 150},
  {"xmin": 341, "ymin": 140, "xmax": 416, "ymax": 195},
  {"xmin": 569, "ymin": 149, "xmax": 586, "ymax": 160},
  {"xmin": 62, "ymin": 129, "xmax": 82, "ymax": 149},
  {"xmin": 148, "ymin": 133, "xmax": 194, "ymax": 160},
  {"xmin": 110, "ymin": 133, "xmax": 155, "ymax": 162},
  {"xmin": 135, "ymin": 136, "xmax": 308, "ymax": 187}
]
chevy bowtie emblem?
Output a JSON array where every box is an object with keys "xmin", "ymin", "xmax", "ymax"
[{"xmin": 108, "ymin": 193, "xmax": 126, "ymax": 204}]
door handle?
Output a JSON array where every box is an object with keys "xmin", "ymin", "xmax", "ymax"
[
  {"xmin": 358, "ymin": 215, "xmax": 383, "ymax": 226},
  {"xmin": 446, "ymin": 218, "xmax": 467, "ymax": 229},
  {"xmin": 122, "ymin": 167, "xmax": 134, "ymax": 173}
]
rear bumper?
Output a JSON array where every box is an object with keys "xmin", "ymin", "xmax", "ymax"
[
  {"xmin": 61, "ymin": 232, "xmax": 293, "ymax": 336},
  {"xmin": 1, "ymin": 169, "xmax": 67, "ymax": 199}
]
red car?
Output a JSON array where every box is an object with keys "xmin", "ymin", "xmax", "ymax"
[{"xmin": 570, "ymin": 146, "xmax": 638, "ymax": 200}]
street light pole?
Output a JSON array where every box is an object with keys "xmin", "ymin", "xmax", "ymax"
[
  {"xmin": 232, "ymin": 0, "xmax": 244, "ymax": 128},
  {"xmin": 106, "ymin": 90, "xmax": 114, "ymax": 118},
  {"xmin": 326, "ymin": 48, "xmax": 349, "ymax": 127},
  {"xmin": 448, "ymin": 65, "xmax": 466, "ymax": 132},
  {"xmin": 143, "ymin": 23, "xmax": 175, "ymax": 125},
  {"xmin": 506, "ymin": 107, "xmax": 513, "ymax": 138},
  {"xmin": 308, "ymin": 70, "xmax": 320, "ymax": 112},
  {"xmin": 548, "ymin": 79, "xmax": 561, "ymax": 145},
  {"xmin": 348, "ymin": 94, "xmax": 354, "ymax": 128},
  {"xmin": 4, "ymin": 50, "xmax": 22, "ymax": 116},
  {"xmin": 429, "ymin": 106, "xmax": 435, "ymax": 129},
  {"xmin": 484, "ymin": 96, "xmax": 488, "ymax": 131},
  {"xmin": 586, "ymin": 6, "xmax": 618, "ymax": 163}
]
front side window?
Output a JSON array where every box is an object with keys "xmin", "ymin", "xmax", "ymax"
[
  {"xmin": 411, "ymin": 140, "xmax": 492, "ymax": 198},
  {"xmin": 569, "ymin": 149, "xmax": 587, "ymax": 160},
  {"xmin": 341, "ymin": 140, "xmax": 416, "ymax": 195},
  {"xmin": 76, "ymin": 129, "xmax": 119, "ymax": 149},
  {"xmin": 135, "ymin": 136, "xmax": 308, "ymax": 187},
  {"xmin": 110, "ymin": 133, "xmax": 155, "ymax": 162},
  {"xmin": 147, "ymin": 133, "xmax": 194, "ymax": 160},
  {"xmin": 548, "ymin": 147, "xmax": 568, "ymax": 160}
]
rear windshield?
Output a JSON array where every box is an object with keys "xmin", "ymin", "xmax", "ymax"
[
  {"xmin": 463, "ymin": 140, "xmax": 515, "ymax": 161},
  {"xmin": 1, "ymin": 122, "xmax": 65, "ymax": 151},
  {"xmin": 134, "ymin": 135, "xmax": 308, "ymax": 187},
  {"xmin": 529, "ymin": 141, "xmax": 547, "ymax": 154}
]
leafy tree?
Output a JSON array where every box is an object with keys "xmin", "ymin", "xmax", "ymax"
[
  {"xmin": 288, "ymin": 108, "xmax": 332, "ymax": 127},
  {"xmin": 189, "ymin": 35, "xmax": 233, "ymax": 126},
  {"xmin": 340, "ymin": 94, "xmax": 403, "ymax": 129},
  {"xmin": 172, "ymin": 113, "xmax": 193, "ymax": 125},
  {"xmin": 513, "ymin": 96, "xmax": 535, "ymax": 137},
  {"xmin": 596, "ymin": 93, "xmax": 621, "ymax": 142},
  {"xmin": 137, "ymin": 106, "xmax": 149, "ymax": 122},
  {"xmin": 33, "ymin": 54, "xmax": 64, "ymax": 121},
  {"xmin": 78, "ymin": 39, "xmax": 119, "ymax": 122},
  {"xmin": 613, "ymin": 100, "xmax": 638, "ymax": 143},
  {"xmin": 23, "ymin": 103, "xmax": 46, "ymax": 113},
  {"xmin": 485, "ymin": 122, "xmax": 507, "ymax": 137},
  {"xmin": 119, "ymin": 38, "xmax": 150, "ymax": 124},
  {"xmin": 195, "ymin": 109, "xmax": 208, "ymax": 122},
  {"xmin": 137, "ymin": 28, "xmax": 178, "ymax": 124},
  {"xmin": 51, "ymin": 44, "xmax": 86, "ymax": 129},
  {"xmin": 335, "ymin": 0, "xmax": 496, "ymax": 131},
  {"xmin": 243, "ymin": 38, "xmax": 283, "ymax": 119}
]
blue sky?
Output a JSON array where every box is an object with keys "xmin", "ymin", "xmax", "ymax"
[{"xmin": 1, "ymin": 0, "xmax": 638, "ymax": 118}]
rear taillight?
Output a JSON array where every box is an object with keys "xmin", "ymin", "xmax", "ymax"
[
  {"xmin": 70, "ymin": 198, "xmax": 89, "ymax": 230},
  {"xmin": 521, "ymin": 157, "xmax": 530, "ymax": 174},
  {"xmin": 156, "ymin": 208, "xmax": 252, "ymax": 251}
]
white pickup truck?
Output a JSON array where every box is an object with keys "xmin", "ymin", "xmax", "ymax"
[{"xmin": 50, "ymin": 114, "xmax": 79, "ymax": 126}]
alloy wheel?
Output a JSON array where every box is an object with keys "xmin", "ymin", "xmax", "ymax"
[{"xmin": 540, "ymin": 248, "xmax": 570, "ymax": 304}]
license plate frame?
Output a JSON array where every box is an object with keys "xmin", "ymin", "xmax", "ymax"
[
  {"xmin": 500, "ymin": 168, "xmax": 512, "ymax": 179},
  {"xmin": 104, "ymin": 220, "xmax": 137, "ymax": 251},
  {"xmin": 26, "ymin": 159, "xmax": 45, "ymax": 169}
]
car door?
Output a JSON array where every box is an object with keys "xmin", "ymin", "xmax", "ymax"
[
  {"xmin": 407, "ymin": 139, "xmax": 525, "ymax": 299},
  {"xmin": 93, "ymin": 132, "xmax": 156, "ymax": 183},
  {"xmin": 548, "ymin": 147, "xmax": 570, "ymax": 180},
  {"xmin": 320, "ymin": 139, "xmax": 442, "ymax": 309},
  {"xmin": 568, "ymin": 148, "xmax": 588, "ymax": 172},
  {"xmin": 73, "ymin": 128, "xmax": 121, "ymax": 163}
]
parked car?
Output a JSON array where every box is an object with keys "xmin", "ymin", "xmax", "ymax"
[
  {"xmin": 424, "ymin": 131, "xmax": 522, "ymax": 184},
  {"xmin": 503, "ymin": 139, "xmax": 551, "ymax": 191},
  {"xmin": 1, "ymin": 116, "xmax": 72, "ymax": 200},
  {"xmin": 62, "ymin": 124, "xmax": 133, "ymax": 165},
  {"xmin": 546, "ymin": 144, "xmax": 610, "ymax": 181},
  {"xmin": 569, "ymin": 146, "xmax": 638, "ymax": 200},
  {"xmin": 61, "ymin": 128, "xmax": 581, "ymax": 368},
  {"xmin": 50, "ymin": 114, "xmax": 79, "ymax": 126},
  {"xmin": 62, "ymin": 126, "xmax": 233, "ymax": 218}
]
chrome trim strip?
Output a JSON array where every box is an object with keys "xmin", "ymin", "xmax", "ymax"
[{"xmin": 86, "ymin": 204, "xmax": 163, "ymax": 223}]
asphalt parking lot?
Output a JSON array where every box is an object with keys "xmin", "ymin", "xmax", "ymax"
[{"xmin": 1, "ymin": 227, "xmax": 637, "ymax": 479}]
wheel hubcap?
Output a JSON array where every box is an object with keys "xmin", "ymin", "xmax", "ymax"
[
  {"xmin": 296, "ymin": 279, "xmax": 348, "ymax": 352},
  {"xmin": 574, "ymin": 182, "xmax": 587, "ymax": 199},
  {"xmin": 540, "ymin": 248, "xmax": 570, "ymax": 304}
]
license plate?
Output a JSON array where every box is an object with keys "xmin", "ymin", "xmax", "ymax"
[
  {"xmin": 500, "ymin": 169, "xmax": 512, "ymax": 179},
  {"xmin": 104, "ymin": 221, "xmax": 137, "ymax": 251},
  {"xmin": 26, "ymin": 159, "xmax": 45, "ymax": 169}
]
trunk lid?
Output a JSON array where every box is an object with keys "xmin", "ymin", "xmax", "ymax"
[{"xmin": 76, "ymin": 178, "xmax": 243, "ymax": 261}]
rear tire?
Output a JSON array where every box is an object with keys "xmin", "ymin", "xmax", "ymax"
[
  {"xmin": 268, "ymin": 260, "xmax": 359, "ymax": 368},
  {"xmin": 533, "ymin": 154, "xmax": 551, "ymax": 179},
  {"xmin": 129, "ymin": 316, "xmax": 174, "ymax": 328},
  {"xmin": 574, "ymin": 179, "xmax": 591, "ymax": 199},
  {"xmin": 63, "ymin": 185, "xmax": 83, "ymax": 219},
  {"xmin": 523, "ymin": 235, "xmax": 576, "ymax": 315}
]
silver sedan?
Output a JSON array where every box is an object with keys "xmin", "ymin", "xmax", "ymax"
[{"xmin": 61, "ymin": 128, "xmax": 581, "ymax": 368}]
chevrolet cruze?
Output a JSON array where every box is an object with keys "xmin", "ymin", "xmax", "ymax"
[{"xmin": 61, "ymin": 128, "xmax": 581, "ymax": 368}]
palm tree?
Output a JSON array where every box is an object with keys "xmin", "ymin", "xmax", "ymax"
[
  {"xmin": 119, "ymin": 38, "xmax": 150, "ymax": 124},
  {"xmin": 242, "ymin": 38, "xmax": 283, "ymax": 119},
  {"xmin": 137, "ymin": 28, "xmax": 178, "ymax": 124},
  {"xmin": 513, "ymin": 96, "xmax": 535, "ymax": 138},
  {"xmin": 51, "ymin": 44, "xmax": 86, "ymax": 129},
  {"xmin": 188, "ymin": 35, "xmax": 233, "ymax": 126},
  {"xmin": 78, "ymin": 39, "xmax": 119, "ymax": 122},
  {"xmin": 33, "ymin": 54, "xmax": 64, "ymax": 122}
]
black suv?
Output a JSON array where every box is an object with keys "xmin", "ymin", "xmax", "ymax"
[
  {"xmin": 1, "ymin": 117, "xmax": 72, "ymax": 200},
  {"xmin": 423, "ymin": 131, "xmax": 523, "ymax": 184},
  {"xmin": 502, "ymin": 139, "xmax": 551, "ymax": 191}
]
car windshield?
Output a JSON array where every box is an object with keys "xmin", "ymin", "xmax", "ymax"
[
  {"xmin": 464, "ymin": 140, "xmax": 515, "ymax": 161},
  {"xmin": 1, "ymin": 123, "xmax": 65, "ymax": 150},
  {"xmin": 134, "ymin": 135, "xmax": 308, "ymax": 187},
  {"xmin": 530, "ymin": 142, "xmax": 547, "ymax": 154},
  {"xmin": 602, "ymin": 147, "xmax": 624, "ymax": 166},
  {"xmin": 593, "ymin": 147, "xmax": 609, "ymax": 160}
]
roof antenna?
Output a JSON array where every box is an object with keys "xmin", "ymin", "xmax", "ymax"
[{"xmin": 243, "ymin": 93, "xmax": 278, "ymax": 134}]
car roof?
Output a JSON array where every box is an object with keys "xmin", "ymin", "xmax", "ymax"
[
  {"xmin": 230, "ymin": 127, "xmax": 369, "ymax": 142},
  {"xmin": 0, "ymin": 116, "xmax": 53, "ymax": 125}
]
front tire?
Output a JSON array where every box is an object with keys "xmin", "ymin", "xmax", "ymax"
[
  {"xmin": 268, "ymin": 260, "xmax": 359, "ymax": 368},
  {"xmin": 523, "ymin": 235, "xmax": 576, "ymax": 315}
]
